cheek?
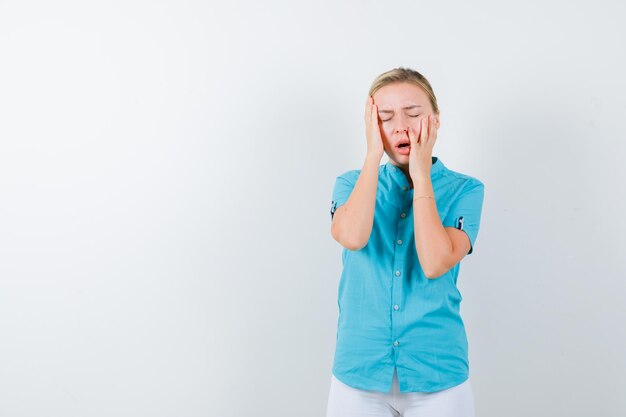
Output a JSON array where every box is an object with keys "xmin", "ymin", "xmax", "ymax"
[{"xmin": 380, "ymin": 122, "xmax": 394, "ymax": 136}]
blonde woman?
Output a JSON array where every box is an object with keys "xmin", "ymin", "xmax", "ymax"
[{"xmin": 326, "ymin": 67, "xmax": 484, "ymax": 417}]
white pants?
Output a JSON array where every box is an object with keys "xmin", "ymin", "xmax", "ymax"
[{"xmin": 325, "ymin": 367, "xmax": 475, "ymax": 417}]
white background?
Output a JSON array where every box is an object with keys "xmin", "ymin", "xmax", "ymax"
[{"xmin": 1, "ymin": 1, "xmax": 625, "ymax": 416}]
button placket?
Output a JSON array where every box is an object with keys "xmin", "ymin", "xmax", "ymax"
[
  {"xmin": 389, "ymin": 165, "xmax": 411, "ymax": 352},
  {"xmin": 391, "ymin": 205, "xmax": 409, "ymax": 351}
]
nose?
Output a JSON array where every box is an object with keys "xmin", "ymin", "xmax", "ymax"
[{"xmin": 393, "ymin": 114, "xmax": 409, "ymax": 134}]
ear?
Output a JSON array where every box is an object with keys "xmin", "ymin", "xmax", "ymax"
[{"xmin": 435, "ymin": 113, "xmax": 441, "ymax": 129}]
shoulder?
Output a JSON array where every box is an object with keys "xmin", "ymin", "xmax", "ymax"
[
  {"xmin": 441, "ymin": 165, "xmax": 484, "ymax": 191},
  {"xmin": 336, "ymin": 163, "xmax": 386, "ymax": 181},
  {"xmin": 335, "ymin": 168, "xmax": 362, "ymax": 183}
]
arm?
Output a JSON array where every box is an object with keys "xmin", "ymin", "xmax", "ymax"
[
  {"xmin": 331, "ymin": 153, "xmax": 380, "ymax": 250},
  {"xmin": 412, "ymin": 177, "xmax": 471, "ymax": 279},
  {"xmin": 407, "ymin": 113, "xmax": 480, "ymax": 278}
]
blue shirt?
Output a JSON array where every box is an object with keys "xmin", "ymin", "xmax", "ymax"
[{"xmin": 329, "ymin": 156, "xmax": 485, "ymax": 393}]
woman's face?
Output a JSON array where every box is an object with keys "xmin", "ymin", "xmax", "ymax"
[{"xmin": 372, "ymin": 82, "xmax": 440, "ymax": 166}]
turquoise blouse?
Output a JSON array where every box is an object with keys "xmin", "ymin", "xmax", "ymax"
[{"xmin": 329, "ymin": 156, "xmax": 485, "ymax": 393}]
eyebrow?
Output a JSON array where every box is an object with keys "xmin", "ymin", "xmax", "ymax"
[{"xmin": 378, "ymin": 105, "xmax": 423, "ymax": 114}]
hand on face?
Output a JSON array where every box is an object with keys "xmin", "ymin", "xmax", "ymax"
[
  {"xmin": 364, "ymin": 95, "xmax": 384, "ymax": 160},
  {"xmin": 407, "ymin": 113, "xmax": 439, "ymax": 179}
]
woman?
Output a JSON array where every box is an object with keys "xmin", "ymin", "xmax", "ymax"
[{"xmin": 326, "ymin": 67, "xmax": 485, "ymax": 417}]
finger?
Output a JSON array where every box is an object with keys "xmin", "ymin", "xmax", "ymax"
[
  {"xmin": 429, "ymin": 114, "xmax": 437, "ymax": 142},
  {"xmin": 371, "ymin": 99, "xmax": 378, "ymax": 127},
  {"xmin": 420, "ymin": 115, "xmax": 427, "ymax": 144},
  {"xmin": 370, "ymin": 101, "xmax": 378, "ymax": 131},
  {"xmin": 426, "ymin": 114, "xmax": 433, "ymax": 142},
  {"xmin": 414, "ymin": 116, "xmax": 423, "ymax": 143},
  {"xmin": 365, "ymin": 96, "xmax": 371, "ymax": 124},
  {"xmin": 408, "ymin": 125, "xmax": 417, "ymax": 147}
]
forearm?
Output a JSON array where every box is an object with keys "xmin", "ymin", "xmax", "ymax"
[
  {"xmin": 333, "ymin": 153, "xmax": 380, "ymax": 250},
  {"xmin": 412, "ymin": 176, "xmax": 452, "ymax": 278}
]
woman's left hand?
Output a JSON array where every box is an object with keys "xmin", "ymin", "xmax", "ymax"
[{"xmin": 408, "ymin": 113, "xmax": 439, "ymax": 180}]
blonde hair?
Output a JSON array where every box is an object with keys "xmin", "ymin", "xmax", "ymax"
[{"xmin": 368, "ymin": 67, "xmax": 440, "ymax": 114}]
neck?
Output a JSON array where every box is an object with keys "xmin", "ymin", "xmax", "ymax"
[{"xmin": 391, "ymin": 157, "xmax": 436, "ymax": 184}]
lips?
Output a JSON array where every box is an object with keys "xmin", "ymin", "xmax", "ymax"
[{"xmin": 395, "ymin": 140, "xmax": 411, "ymax": 155}]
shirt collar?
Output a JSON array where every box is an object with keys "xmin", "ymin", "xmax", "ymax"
[{"xmin": 384, "ymin": 156, "xmax": 445, "ymax": 180}]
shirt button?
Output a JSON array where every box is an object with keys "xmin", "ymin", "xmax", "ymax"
[
  {"xmin": 393, "ymin": 341, "xmax": 399, "ymax": 347},
  {"xmin": 400, "ymin": 212, "xmax": 406, "ymax": 218},
  {"xmin": 395, "ymin": 270, "xmax": 401, "ymax": 277},
  {"xmin": 397, "ymin": 239, "xmax": 403, "ymax": 245},
  {"xmin": 393, "ymin": 304, "xmax": 399, "ymax": 310},
  {"xmin": 402, "ymin": 186, "xmax": 407, "ymax": 191}
]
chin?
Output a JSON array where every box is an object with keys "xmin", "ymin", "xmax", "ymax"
[
  {"xmin": 391, "ymin": 157, "xmax": 409, "ymax": 167},
  {"xmin": 384, "ymin": 151, "xmax": 408, "ymax": 167}
]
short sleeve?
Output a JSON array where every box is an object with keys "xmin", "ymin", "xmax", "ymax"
[
  {"xmin": 442, "ymin": 181, "xmax": 485, "ymax": 255},
  {"xmin": 330, "ymin": 171, "xmax": 358, "ymax": 220}
]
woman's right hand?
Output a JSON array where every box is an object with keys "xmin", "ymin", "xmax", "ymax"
[{"xmin": 365, "ymin": 95, "xmax": 385, "ymax": 160}]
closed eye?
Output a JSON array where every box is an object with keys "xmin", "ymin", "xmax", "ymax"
[{"xmin": 381, "ymin": 115, "xmax": 420, "ymax": 122}]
